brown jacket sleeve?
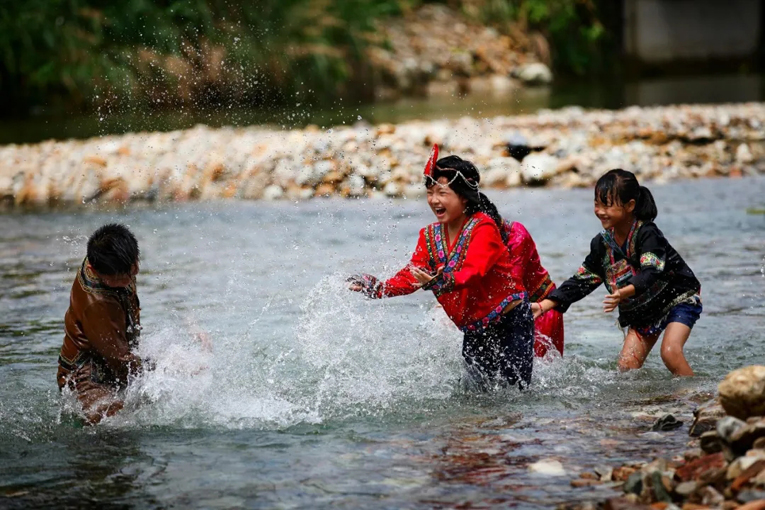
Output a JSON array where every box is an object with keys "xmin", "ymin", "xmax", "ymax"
[{"xmin": 81, "ymin": 299, "xmax": 142, "ymax": 384}]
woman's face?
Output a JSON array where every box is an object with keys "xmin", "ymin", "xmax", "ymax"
[{"xmin": 427, "ymin": 177, "xmax": 468, "ymax": 224}]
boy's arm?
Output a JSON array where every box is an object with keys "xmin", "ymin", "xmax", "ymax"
[{"xmin": 81, "ymin": 301, "xmax": 142, "ymax": 384}]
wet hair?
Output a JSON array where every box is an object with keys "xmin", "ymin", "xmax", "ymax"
[
  {"xmin": 87, "ymin": 224, "xmax": 140, "ymax": 275},
  {"xmin": 595, "ymin": 169, "xmax": 658, "ymax": 222},
  {"xmin": 425, "ymin": 155, "xmax": 508, "ymax": 243}
]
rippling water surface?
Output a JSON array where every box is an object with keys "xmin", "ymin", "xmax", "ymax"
[{"xmin": 1, "ymin": 177, "xmax": 763, "ymax": 508}]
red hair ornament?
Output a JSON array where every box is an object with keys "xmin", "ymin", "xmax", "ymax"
[{"xmin": 423, "ymin": 144, "xmax": 439, "ymax": 177}]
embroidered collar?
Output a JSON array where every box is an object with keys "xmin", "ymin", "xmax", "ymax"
[
  {"xmin": 430, "ymin": 216, "xmax": 480, "ymax": 273},
  {"xmin": 78, "ymin": 257, "xmax": 134, "ymax": 296},
  {"xmin": 601, "ymin": 220, "xmax": 641, "ymax": 259}
]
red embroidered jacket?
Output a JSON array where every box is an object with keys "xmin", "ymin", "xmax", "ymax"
[
  {"xmin": 361, "ymin": 212, "xmax": 526, "ymax": 332},
  {"xmin": 502, "ymin": 221, "xmax": 556, "ymax": 303}
]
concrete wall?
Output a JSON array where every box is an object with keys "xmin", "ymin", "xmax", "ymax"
[
  {"xmin": 625, "ymin": 74, "xmax": 764, "ymax": 106},
  {"xmin": 624, "ymin": 0, "xmax": 762, "ymax": 63}
]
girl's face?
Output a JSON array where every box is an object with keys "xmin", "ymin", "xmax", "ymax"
[
  {"xmin": 427, "ymin": 178, "xmax": 468, "ymax": 224},
  {"xmin": 594, "ymin": 196, "xmax": 635, "ymax": 230}
]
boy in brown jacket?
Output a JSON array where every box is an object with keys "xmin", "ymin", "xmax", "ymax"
[{"xmin": 57, "ymin": 224, "xmax": 144, "ymax": 424}]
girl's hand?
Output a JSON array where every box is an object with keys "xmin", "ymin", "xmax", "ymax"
[
  {"xmin": 603, "ymin": 289, "xmax": 622, "ymax": 313},
  {"xmin": 410, "ymin": 266, "xmax": 442, "ymax": 287},
  {"xmin": 533, "ymin": 299, "xmax": 554, "ymax": 319}
]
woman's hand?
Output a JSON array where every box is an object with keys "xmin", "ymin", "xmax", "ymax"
[
  {"xmin": 410, "ymin": 266, "xmax": 442, "ymax": 288},
  {"xmin": 346, "ymin": 275, "xmax": 365, "ymax": 292},
  {"xmin": 531, "ymin": 302, "xmax": 542, "ymax": 319},
  {"xmin": 603, "ymin": 289, "xmax": 622, "ymax": 313}
]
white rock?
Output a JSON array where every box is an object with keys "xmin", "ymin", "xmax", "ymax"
[
  {"xmin": 506, "ymin": 170, "xmax": 522, "ymax": 187},
  {"xmin": 736, "ymin": 143, "xmax": 754, "ymax": 164},
  {"xmin": 515, "ymin": 63, "xmax": 553, "ymax": 85},
  {"xmin": 490, "ymin": 75, "xmax": 515, "ymax": 93},
  {"xmin": 483, "ymin": 167, "xmax": 508, "ymax": 186},
  {"xmin": 719, "ymin": 365, "xmax": 765, "ymax": 420},
  {"xmin": 313, "ymin": 160, "xmax": 334, "ymax": 180},
  {"xmin": 263, "ymin": 184, "xmax": 284, "ymax": 201},
  {"xmin": 295, "ymin": 165, "xmax": 314, "ymax": 186},
  {"xmin": 346, "ymin": 175, "xmax": 366, "ymax": 197},
  {"xmin": 484, "ymin": 157, "xmax": 522, "ymax": 187},
  {"xmin": 521, "ymin": 153, "xmax": 559, "ymax": 183},
  {"xmin": 383, "ymin": 181, "xmax": 401, "ymax": 197},
  {"xmin": 528, "ymin": 459, "xmax": 565, "ymax": 476}
]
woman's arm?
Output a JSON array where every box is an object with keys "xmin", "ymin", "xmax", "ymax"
[{"xmin": 350, "ymin": 229, "xmax": 432, "ymax": 298}]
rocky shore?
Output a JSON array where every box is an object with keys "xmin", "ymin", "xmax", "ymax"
[
  {"xmin": 566, "ymin": 366, "xmax": 765, "ymax": 510},
  {"xmin": 1, "ymin": 102, "xmax": 764, "ymax": 209},
  {"xmin": 370, "ymin": 4, "xmax": 551, "ymax": 100}
]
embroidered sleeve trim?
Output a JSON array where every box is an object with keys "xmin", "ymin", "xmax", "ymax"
[
  {"xmin": 528, "ymin": 275, "xmax": 554, "ymax": 303},
  {"xmin": 573, "ymin": 265, "xmax": 603, "ymax": 284},
  {"xmin": 424, "ymin": 273, "xmax": 455, "ymax": 297},
  {"xmin": 640, "ymin": 252, "xmax": 665, "ymax": 271},
  {"xmin": 353, "ymin": 273, "xmax": 383, "ymax": 298}
]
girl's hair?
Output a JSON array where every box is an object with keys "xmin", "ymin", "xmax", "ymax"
[
  {"xmin": 426, "ymin": 155, "xmax": 508, "ymax": 243},
  {"xmin": 595, "ymin": 169, "xmax": 658, "ymax": 222}
]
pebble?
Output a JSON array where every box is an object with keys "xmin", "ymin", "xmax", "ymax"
[{"xmin": 1, "ymin": 103, "xmax": 764, "ymax": 208}]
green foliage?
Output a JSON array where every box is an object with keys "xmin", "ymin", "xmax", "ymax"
[
  {"xmin": 0, "ymin": 0, "xmax": 614, "ymax": 115},
  {"xmin": 454, "ymin": 0, "xmax": 612, "ymax": 76},
  {"xmin": 0, "ymin": 0, "xmax": 412, "ymax": 114}
]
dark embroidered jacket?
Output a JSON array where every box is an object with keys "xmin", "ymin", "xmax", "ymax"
[{"xmin": 548, "ymin": 221, "xmax": 700, "ymax": 329}]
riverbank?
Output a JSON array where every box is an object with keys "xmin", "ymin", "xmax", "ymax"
[
  {"xmin": 1, "ymin": 102, "xmax": 764, "ymax": 208},
  {"xmin": 579, "ymin": 366, "xmax": 765, "ymax": 510}
]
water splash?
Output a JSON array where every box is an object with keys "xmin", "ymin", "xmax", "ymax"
[{"xmin": 107, "ymin": 274, "xmax": 461, "ymax": 429}]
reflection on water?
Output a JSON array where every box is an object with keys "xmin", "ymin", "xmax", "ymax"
[
  {"xmin": 1, "ymin": 73, "xmax": 763, "ymax": 145},
  {"xmin": 0, "ymin": 177, "xmax": 763, "ymax": 508}
]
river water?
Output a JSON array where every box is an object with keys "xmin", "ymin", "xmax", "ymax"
[
  {"xmin": 0, "ymin": 177, "xmax": 764, "ymax": 508},
  {"xmin": 1, "ymin": 72, "xmax": 763, "ymax": 145}
]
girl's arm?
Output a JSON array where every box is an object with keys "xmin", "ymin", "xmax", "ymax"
[
  {"xmin": 351, "ymin": 229, "xmax": 431, "ymax": 298},
  {"xmin": 543, "ymin": 235, "xmax": 605, "ymax": 313},
  {"xmin": 423, "ymin": 222, "xmax": 506, "ymax": 294}
]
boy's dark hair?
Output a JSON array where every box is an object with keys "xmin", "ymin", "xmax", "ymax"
[
  {"xmin": 426, "ymin": 155, "xmax": 508, "ymax": 243},
  {"xmin": 87, "ymin": 224, "xmax": 140, "ymax": 275},
  {"xmin": 595, "ymin": 169, "xmax": 658, "ymax": 222}
]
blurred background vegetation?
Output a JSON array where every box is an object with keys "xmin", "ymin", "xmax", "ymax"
[{"xmin": 0, "ymin": 0, "xmax": 620, "ymax": 117}]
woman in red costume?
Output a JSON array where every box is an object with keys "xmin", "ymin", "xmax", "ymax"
[
  {"xmin": 349, "ymin": 146, "xmax": 535, "ymax": 389},
  {"xmin": 502, "ymin": 221, "xmax": 565, "ymax": 358}
]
